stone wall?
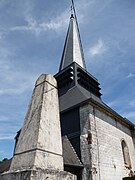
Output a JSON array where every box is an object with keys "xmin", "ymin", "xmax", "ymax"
[
  {"xmin": 0, "ymin": 169, "xmax": 77, "ymax": 180},
  {"xmin": 80, "ymin": 103, "xmax": 135, "ymax": 180}
]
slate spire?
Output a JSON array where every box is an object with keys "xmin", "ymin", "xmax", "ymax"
[
  {"xmin": 59, "ymin": 13, "xmax": 86, "ymax": 71},
  {"xmin": 55, "ymin": 2, "xmax": 102, "ymax": 100}
]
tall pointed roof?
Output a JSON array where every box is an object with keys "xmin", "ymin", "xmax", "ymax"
[
  {"xmin": 59, "ymin": 14, "xmax": 86, "ymax": 71},
  {"xmin": 55, "ymin": 10, "xmax": 101, "ymax": 100}
]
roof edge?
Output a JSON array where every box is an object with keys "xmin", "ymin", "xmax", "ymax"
[{"xmin": 60, "ymin": 98, "xmax": 135, "ymax": 129}]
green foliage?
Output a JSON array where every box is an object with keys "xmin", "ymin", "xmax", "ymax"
[
  {"xmin": 0, "ymin": 158, "xmax": 9, "ymax": 164},
  {"xmin": 2, "ymin": 158, "xmax": 8, "ymax": 162}
]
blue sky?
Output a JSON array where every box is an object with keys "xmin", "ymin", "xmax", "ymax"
[{"xmin": 0, "ymin": 0, "xmax": 135, "ymax": 160}]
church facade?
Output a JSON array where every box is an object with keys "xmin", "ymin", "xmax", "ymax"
[{"xmin": 0, "ymin": 10, "xmax": 135, "ymax": 180}]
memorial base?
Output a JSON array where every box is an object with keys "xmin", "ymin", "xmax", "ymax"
[{"xmin": 0, "ymin": 168, "xmax": 77, "ymax": 180}]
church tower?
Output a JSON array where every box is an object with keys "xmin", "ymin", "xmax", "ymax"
[
  {"xmin": 55, "ymin": 13, "xmax": 101, "ymax": 99},
  {"xmin": 55, "ymin": 4, "xmax": 135, "ymax": 180},
  {"xmin": 54, "ymin": 10, "xmax": 102, "ymax": 180}
]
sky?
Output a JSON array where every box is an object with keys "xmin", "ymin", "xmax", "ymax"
[{"xmin": 0, "ymin": 0, "xmax": 135, "ymax": 160}]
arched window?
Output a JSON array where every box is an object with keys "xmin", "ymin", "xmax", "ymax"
[{"xmin": 121, "ymin": 140, "xmax": 131, "ymax": 169}]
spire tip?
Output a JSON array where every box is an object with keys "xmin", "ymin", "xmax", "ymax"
[{"xmin": 70, "ymin": 14, "xmax": 74, "ymax": 19}]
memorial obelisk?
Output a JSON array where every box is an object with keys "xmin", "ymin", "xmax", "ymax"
[{"xmin": 0, "ymin": 74, "xmax": 76, "ymax": 180}]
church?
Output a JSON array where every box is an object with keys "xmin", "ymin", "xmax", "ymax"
[
  {"xmin": 0, "ymin": 4, "xmax": 135, "ymax": 180},
  {"xmin": 54, "ymin": 12, "xmax": 135, "ymax": 180}
]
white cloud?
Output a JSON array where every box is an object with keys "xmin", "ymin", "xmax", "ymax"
[
  {"xmin": 89, "ymin": 39, "xmax": 107, "ymax": 57},
  {"xmin": 8, "ymin": 0, "xmax": 93, "ymax": 36},
  {"xmin": 0, "ymin": 81, "xmax": 33, "ymax": 96},
  {"xmin": 0, "ymin": 134, "xmax": 14, "ymax": 140},
  {"xmin": 129, "ymin": 100, "xmax": 135, "ymax": 107},
  {"xmin": 0, "ymin": 45, "xmax": 13, "ymax": 60},
  {"xmin": 10, "ymin": 10, "xmax": 69, "ymax": 36},
  {"xmin": 0, "ymin": 68, "xmax": 35, "ymax": 96},
  {"xmin": 126, "ymin": 73, "xmax": 135, "ymax": 79},
  {"xmin": 0, "ymin": 122, "xmax": 20, "ymax": 141},
  {"xmin": 10, "ymin": 16, "xmax": 41, "ymax": 35},
  {"xmin": 0, "ymin": 116, "xmax": 10, "ymax": 122},
  {"xmin": 0, "ymin": 46, "xmax": 35, "ymax": 96},
  {"xmin": 0, "ymin": 122, "xmax": 17, "ymax": 141},
  {"xmin": 1, "ymin": 0, "xmax": 90, "ymax": 37},
  {"xmin": 105, "ymin": 98, "xmax": 135, "ymax": 119}
]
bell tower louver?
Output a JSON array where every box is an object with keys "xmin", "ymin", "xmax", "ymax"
[{"xmin": 55, "ymin": 13, "xmax": 102, "ymax": 105}]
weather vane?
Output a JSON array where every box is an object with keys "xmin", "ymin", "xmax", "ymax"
[
  {"xmin": 71, "ymin": 5, "xmax": 73, "ymax": 15},
  {"xmin": 70, "ymin": 0, "xmax": 86, "ymax": 70},
  {"xmin": 70, "ymin": 0, "xmax": 76, "ymax": 18}
]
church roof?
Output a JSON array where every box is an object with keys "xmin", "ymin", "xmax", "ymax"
[
  {"xmin": 59, "ymin": 84, "xmax": 135, "ymax": 129},
  {"xmin": 59, "ymin": 83, "xmax": 102, "ymax": 112},
  {"xmin": 59, "ymin": 14, "xmax": 86, "ymax": 71},
  {"xmin": 62, "ymin": 136, "xmax": 83, "ymax": 167}
]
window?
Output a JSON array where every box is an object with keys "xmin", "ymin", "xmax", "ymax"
[{"xmin": 121, "ymin": 140, "xmax": 131, "ymax": 169}]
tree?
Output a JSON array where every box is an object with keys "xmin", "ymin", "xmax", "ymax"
[{"xmin": 0, "ymin": 158, "xmax": 9, "ymax": 164}]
